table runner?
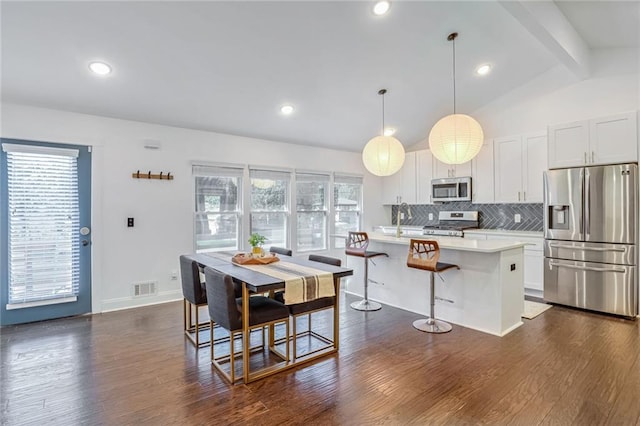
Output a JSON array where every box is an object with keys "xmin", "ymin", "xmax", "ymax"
[{"xmin": 203, "ymin": 252, "xmax": 334, "ymax": 305}]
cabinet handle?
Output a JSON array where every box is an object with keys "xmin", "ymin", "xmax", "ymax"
[
  {"xmin": 591, "ymin": 151, "xmax": 595, "ymax": 163},
  {"xmin": 518, "ymin": 191, "xmax": 521, "ymax": 201},
  {"xmin": 523, "ymin": 191, "xmax": 526, "ymax": 201},
  {"xmin": 584, "ymin": 152, "xmax": 587, "ymax": 164}
]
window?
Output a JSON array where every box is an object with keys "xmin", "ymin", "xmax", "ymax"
[
  {"xmin": 3, "ymin": 144, "xmax": 80, "ymax": 304},
  {"xmin": 250, "ymin": 169, "xmax": 290, "ymax": 249},
  {"xmin": 296, "ymin": 172, "xmax": 329, "ymax": 252},
  {"xmin": 333, "ymin": 174, "xmax": 363, "ymax": 249},
  {"xmin": 193, "ymin": 164, "xmax": 243, "ymax": 252}
]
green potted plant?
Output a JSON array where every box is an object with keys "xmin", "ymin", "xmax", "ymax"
[{"xmin": 248, "ymin": 233, "xmax": 267, "ymax": 255}]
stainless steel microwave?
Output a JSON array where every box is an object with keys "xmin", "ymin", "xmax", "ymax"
[{"xmin": 431, "ymin": 177, "xmax": 472, "ymax": 202}]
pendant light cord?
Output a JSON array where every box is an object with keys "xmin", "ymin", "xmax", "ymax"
[
  {"xmin": 452, "ymin": 35, "xmax": 456, "ymax": 114},
  {"xmin": 378, "ymin": 88, "xmax": 387, "ymax": 135}
]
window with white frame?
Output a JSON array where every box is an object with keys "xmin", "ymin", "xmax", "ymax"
[
  {"xmin": 295, "ymin": 172, "xmax": 329, "ymax": 252},
  {"xmin": 333, "ymin": 174, "xmax": 363, "ymax": 249},
  {"xmin": 249, "ymin": 168, "xmax": 290, "ymax": 249},
  {"xmin": 193, "ymin": 164, "xmax": 243, "ymax": 252}
]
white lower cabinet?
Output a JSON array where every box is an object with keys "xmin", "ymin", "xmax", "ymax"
[{"xmin": 465, "ymin": 231, "xmax": 543, "ymax": 295}]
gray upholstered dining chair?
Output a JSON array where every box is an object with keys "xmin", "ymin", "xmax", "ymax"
[
  {"xmin": 269, "ymin": 246, "xmax": 293, "ymax": 256},
  {"xmin": 204, "ymin": 267, "xmax": 290, "ymax": 384},
  {"xmin": 179, "ymin": 255, "xmax": 209, "ymax": 347},
  {"xmin": 275, "ymin": 254, "xmax": 341, "ymax": 360}
]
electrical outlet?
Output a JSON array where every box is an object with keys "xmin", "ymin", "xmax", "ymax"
[
  {"xmin": 400, "ymin": 212, "xmax": 405, "ymax": 220},
  {"xmin": 428, "ymin": 213, "xmax": 434, "ymax": 221},
  {"xmin": 170, "ymin": 270, "xmax": 178, "ymax": 281},
  {"xmin": 514, "ymin": 214, "xmax": 521, "ymax": 223}
]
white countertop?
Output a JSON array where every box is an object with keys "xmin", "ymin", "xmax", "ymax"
[
  {"xmin": 464, "ymin": 229, "xmax": 543, "ymax": 238},
  {"xmin": 338, "ymin": 232, "xmax": 528, "ymax": 253}
]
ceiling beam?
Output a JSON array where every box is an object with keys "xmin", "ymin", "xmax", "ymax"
[{"xmin": 499, "ymin": 0, "xmax": 591, "ymax": 79}]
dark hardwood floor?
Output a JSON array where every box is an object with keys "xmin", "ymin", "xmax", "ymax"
[{"xmin": 1, "ymin": 292, "xmax": 639, "ymax": 425}]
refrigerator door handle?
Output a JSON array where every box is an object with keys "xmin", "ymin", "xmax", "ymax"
[
  {"xmin": 548, "ymin": 243, "xmax": 627, "ymax": 253},
  {"xmin": 548, "ymin": 262, "xmax": 626, "ymax": 274},
  {"xmin": 585, "ymin": 170, "xmax": 590, "ymax": 238}
]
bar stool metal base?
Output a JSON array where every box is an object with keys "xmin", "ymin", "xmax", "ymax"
[
  {"xmin": 350, "ymin": 299, "xmax": 382, "ymax": 311},
  {"xmin": 412, "ymin": 317, "xmax": 452, "ymax": 334}
]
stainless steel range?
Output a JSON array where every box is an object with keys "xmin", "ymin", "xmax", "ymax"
[{"xmin": 423, "ymin": 211, "xmax": 479, "ymax": 237}]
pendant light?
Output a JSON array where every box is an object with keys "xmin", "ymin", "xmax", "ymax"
[
  {"xmin": 362, "ymin": 89, "xmax": 405, "ymax": 176},
  {"xmin": 429, "ymin": 32, "xmax": 484, "ymax": 165}
]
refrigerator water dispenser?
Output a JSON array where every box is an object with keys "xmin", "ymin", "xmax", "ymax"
[{"xmin": 548, "ymin": 205, "xmax": 570, "ymax": 230}]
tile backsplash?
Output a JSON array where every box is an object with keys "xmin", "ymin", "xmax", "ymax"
[{"xmin": 391, "ymin": 202, "xmax": 544, "ymax": 232}]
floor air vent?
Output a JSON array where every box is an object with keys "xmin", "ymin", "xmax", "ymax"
[{"xmin": 133, "ymin": 281, "xmax": 157, "ymax": 297}]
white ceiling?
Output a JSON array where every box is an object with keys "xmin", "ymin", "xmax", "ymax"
[{"xmin": 1, "ymin": 1, "xmax": 636, "ymax": 152}]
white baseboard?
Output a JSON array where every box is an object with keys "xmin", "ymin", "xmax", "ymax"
[{"xmin": 100, "ymin": 290, "xmax": 182, "ymax": 313}]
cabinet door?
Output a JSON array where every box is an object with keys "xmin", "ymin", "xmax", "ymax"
[
  {"xmin": 523, "ymin": 133, "xmax": 547, "ymax": 203},
  {"xmin": 590, "ymin": 112, "xmax": 638, "ymax": 165},
  {"xmin": 548, "ymin": 120, "xmax": 589, "ymax": 169},
  {"xmin": 471, "ymin": 140, "xmax": 494, "ymax": 203},
  {"xmin": 524, "ymin": 252, "xmax": 543, "ymax": 291},
  {"xmin": 400, "ymin": 152, "xmax": 417, "ymax": 204},
  {"xmin": 454, "ymin": 161, "xmax": 472, "ymax": 178},
  {"xmin": 494, "ymin": 136, "xmax": 524, "ymax": 203},
  {"xmin": 416, "ymin": 150, "xmax": 433, "ymax": 204},
  {"xmin": 381, "ymin": 169, "xmax": 402, "ymax": 204},
  {"xmin": 432, "ymin": 158, "xmax": 452, "ymax": 179}
]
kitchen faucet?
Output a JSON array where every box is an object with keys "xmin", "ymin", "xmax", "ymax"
[{"xmin": 396, "ymin": 202, "xmax": 413, "ymax": 238}]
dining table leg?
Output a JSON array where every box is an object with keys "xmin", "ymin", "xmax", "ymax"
[
  {"xmin": 242, "ymin": 281, "xmax": 250, "ymax": 384},
  {"xmin": 333, "ymin": 277, "xmax": 340, "ymax": 350}
]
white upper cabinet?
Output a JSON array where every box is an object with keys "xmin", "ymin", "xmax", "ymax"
[
  {"xmin": 523, "ymin": 133, "xmax": 547, "ymax": 203},
  {"xmin": 381, "ymin": 152, "xmax": 417, "ymax": 204},
  {"xmin": 471, "ymin": 140, "xmax": 494, "ymax": 204},
  {"xmin": 416, "ymin": 149, "xmax": 433, "ymax": 204},
  {"xmin": 494, "ymin": 133, "xmax": 547, "ymax": 203},
  {"xmin": 590, "ymin": 112, "xmax": 638, "ymax": 165},
  {"xmin": 548, "ymin": 112, "xmax": 637, "ymax": 169},
  {"xmin": 432, "ymin": 158, "xmax": 472, "ymax": 179}
]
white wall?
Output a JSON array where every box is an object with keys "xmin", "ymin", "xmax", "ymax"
[
  {"xmin": 1, "ymin": 103, "xmax": 386, "ymax": 312},
  {"xmin": 410, "ymin": 48, "xmax": 640, "ymax": 149}
]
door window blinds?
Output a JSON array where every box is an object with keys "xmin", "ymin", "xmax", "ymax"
[{"xmin": 3, "ymin": 144, "xmax": 80, "ymax": 304}]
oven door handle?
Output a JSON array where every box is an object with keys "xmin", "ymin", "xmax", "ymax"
[
  {"xmin": 548, "ymin": 244, "xmax": 626, "ymax": 253},
  {"xmin": 548, "ymin": 262, "xmax": 626, "ymax": 273}
]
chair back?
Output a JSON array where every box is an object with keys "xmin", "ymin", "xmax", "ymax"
[
  {"xmin": 269, "ymin": 246, "xmax": 293, "ymax": 256},
  {"xmin": 308, "ymin": 254, "xmax": 341, "ymax": 267},
  {"xmin": 203, "ymin": 267, "xmax": 242, "ymax": 331},
  {"xmin": 407, "ymin": 239, "xmax": 440, "ymax": 272},
  {"xmin": 345, "ymin": 232, "xmax": 369, "ymax": 256},
  {"xmin": 180, "ymin": 255, "xmax": 206, "ymax": 305}
]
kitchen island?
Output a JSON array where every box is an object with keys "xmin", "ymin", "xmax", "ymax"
[{"xmin": 342, "ymin": 233, "xmax": 528, "ymax": 336}]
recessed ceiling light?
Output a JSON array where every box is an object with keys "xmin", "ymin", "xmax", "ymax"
[
  {"xmin": 383, "ymin": 127, "xmax": 396, "ymax": 136},
  {"xmin": 89, "ymin": 61, "xmax": 112, "ymax": 76},
  {"xmin": 280, "ymin": 105, "xmax": 294, "ymax": 115},
  {"xmin": 373, "ymin": 1, "xmax": 391, "ymax": 16},
  {"xmin": 476, "ymin": 64, "xmax": 491, "ymax": 76}
]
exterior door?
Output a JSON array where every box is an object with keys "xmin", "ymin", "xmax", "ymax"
[{"xmin": 1, "ymin": 139, "xmax": 92, "ymax": 325}]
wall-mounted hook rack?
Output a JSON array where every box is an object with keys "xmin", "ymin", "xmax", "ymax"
[{"xmin": 132, "ymin": 170, "xmax": 174, "ymax": 180}]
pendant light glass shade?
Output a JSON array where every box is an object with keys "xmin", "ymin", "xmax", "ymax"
[
  {"xmin": 429, "ymin": 113, "xmax": 483, "ymax": 164},
  {"xmin": 362, "ymin": 89, "xmax": 405, "ymax": 176},
  {"xmin": 362, "ymin": 135, "xmax": 405, "ymax": 176},
  {"xmin": 429, "ymin": 32, "xmax": 484, "ymax": 165}
]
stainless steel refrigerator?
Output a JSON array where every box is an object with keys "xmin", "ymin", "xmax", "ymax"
[{"xmin": 543, "ymin": 163, "xmax": 638, "ymax": 317}]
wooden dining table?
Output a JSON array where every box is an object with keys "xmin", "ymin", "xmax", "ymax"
[{"xmin": 193, "ymin": 252, "xmax": 353, "ymax": 384}]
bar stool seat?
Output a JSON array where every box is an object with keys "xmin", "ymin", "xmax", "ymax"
[
  {"xmin": 407, "ymin": 239, "xmax": 459, "ymax": 333},
  {"xmin": 346, "ymin": 232, "xmax": 388, "ymax": 311}
]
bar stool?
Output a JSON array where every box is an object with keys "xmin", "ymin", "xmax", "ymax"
[
  {"xmin": 407, "ymin": 239, "xmax": 459, "ymax": 333},
  {"xmin": 346, "ymin": 231, "xmax": 388, "ymax": 311}
]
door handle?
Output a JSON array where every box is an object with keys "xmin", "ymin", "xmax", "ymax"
[
  {"xmin": 548, "ymin": 262, "xmax": 626, "ymax": 273},
  {"xmin": 549, "ymin": 244, "xmax": 626, "ymax": 253},
  {"xmin": 585, "ymin": 172, "xmax": 590, "ymax": 238}
]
